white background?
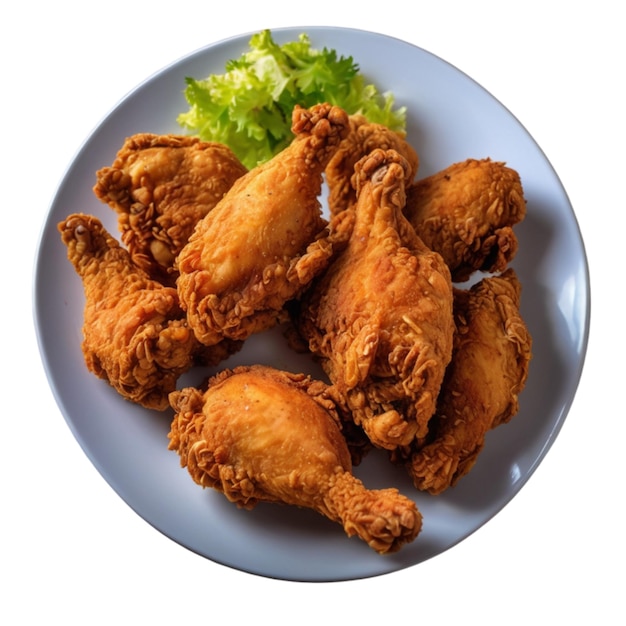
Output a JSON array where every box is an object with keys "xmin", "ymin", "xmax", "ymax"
[{"xmin": 3, "ymin": 1, "xmax": 622, "ymax": 623}]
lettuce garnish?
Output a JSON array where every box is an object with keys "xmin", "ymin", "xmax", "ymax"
[{"xmin": 177, "ymin": 30, "xmax": 406, "ymax": 169}]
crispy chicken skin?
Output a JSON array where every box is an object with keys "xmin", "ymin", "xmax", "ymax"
[
  {"xmin": 93, "ymin": 133, "xmax": 247, "ymax": 285},
  {"xmin": 404, "ymin": 158, "xmax": 526, "ymax": 282},
  {"xmin": 58, "ymin": 213, "xmax": 238, "ymax": 410},
  {"xmin": 168, "ymin": 365, "xmax": 422, "ymax": 554},
  {"xmin": 325, "ymin": 114, "xmax": 419, "ymax": 215},
  {"xmin": 296, "ymin": 148, "xmax": 454, "ymax": 450},
  {"xmin": 399, "ymin": 269, "xmax": 532, "ymax": 494},
  {"xmin": 175, "ymin": 103, "xmax": 352, "ymax": 347}
]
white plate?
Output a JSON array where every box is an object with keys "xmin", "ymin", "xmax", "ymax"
[{"xmin": 34, "ymin": 26, "xmax": 589, "ymax": 582}]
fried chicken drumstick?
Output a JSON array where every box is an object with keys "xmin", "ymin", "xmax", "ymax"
[
  {"xmin": 296, "ymin": 148, "xmax": 454, "ymax": 450},
  {"xmin": 398, "ymin": 269, "xmax": 532, "ymax": 493},
  {"xmin": 176, "ymin": 103, "xmax": 352, "ymax": 347},
  {"xmin": 93, "ymin": 133, "xmax": 247, "ymax": 285},
  {"xmin": 168, "ymin": 365, "xmax": 422, "ymax": 554},
  {"xmin": 58, "ymin": 213, "xmax": 238, "ymax": 410},
  {"xmin": 404, "ymin": 158, "xmax": 526, "ymax": 282}
]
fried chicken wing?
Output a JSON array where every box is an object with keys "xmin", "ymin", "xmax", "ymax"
[
  {"xmin": 168, "ymin": 365, "xmax": 421, "ymax": 554},
  {"xmin": 58, "ymin": 213, "xmax": 239, "ymax": 410},
  {"xmin": 176, "ymin": 103, "xmax": 352, "ymax": 346},
  {"xmin": 93, "ymin": 133, "xmax": 247, "ymax": 285},
  {"xmin": 296, "ymin": 148, "xmax": 454, "ymax": 450},
  {"xmin": 400, "ymin": 269, "xmax": 532, "ymax": 494},
  {"xmin": 404, "ymin": 158, "xmax": 526, "ymax": 282},
  {"xmin": 325, "ymin": 114, "xmax": 419, "ymax": 215}
]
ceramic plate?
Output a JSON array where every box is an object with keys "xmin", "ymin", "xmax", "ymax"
[{"xmin": 34, "ymin": 27, "xmax": 589, "ymax": 582}]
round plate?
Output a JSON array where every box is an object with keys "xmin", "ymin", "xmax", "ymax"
[{"xmin": 34, "ymin": 26, "xmax": 589, "ymax": 582}]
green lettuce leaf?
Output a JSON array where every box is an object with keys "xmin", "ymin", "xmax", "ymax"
[{"xmin": 177, "ymin": 30, "xmax": 406, "ymax": 169}]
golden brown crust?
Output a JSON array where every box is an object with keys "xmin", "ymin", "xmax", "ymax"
[
  {"xmin": 58, "ymin": 213, "xmax": 237, "ymax": 410},
  {"xmin": 404, "ymin": 158, "xmax": 526, "ymax": 282},
  {"xmin": 168, "ymin": 365, "xmax": 421, "ymax": 554},
  {"xmin": 398, "ymin": 268, "xmax": 532, "ymax": 494},
  {"xmin": 94, "ymin": 133, "xmax": 247, "ymax": 285},
  {"xmin": 297, "ymin": 148, "xmax": 454, "ymax": 450},
  {"xmin": 325, "ymin": 114, "xmax": 419, "ymax": 215},
  {"xmin": 175, "ymin": 103, "xmax": 351, "ymax": 346}
]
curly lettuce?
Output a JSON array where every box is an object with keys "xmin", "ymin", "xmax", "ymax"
[{"xmin": 177, "ymin": 29, "xmax": 406, "ymax": 169}]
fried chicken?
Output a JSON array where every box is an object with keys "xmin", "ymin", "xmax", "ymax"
[
  {"xmin": 399, "ymin": 269, "xmax": 532, "ymax": 494},
  {"xmin": 404, "ymin": 158, "xmax": 526, "ymax": 282},
  {"xmin": 168, "ymin": 365, "xmax": 422, "ymax": 554},
  {"xmin": 93, "ymin": 133, "xmax": 247, "ymax": 285},
  {"xmin": 58, "ymin": 213, "xmax": 239, "ymax": 410},
  {"xmin": 296, "ymin": 148, "xmax": 454, "ymax": 450},
  {"xmin": 175, "ymin": 103, "xmax": 352, "ymax": 347},
  {"xmin": 325, "ymin": 114, "xmax": 419, "ymax": 215}
]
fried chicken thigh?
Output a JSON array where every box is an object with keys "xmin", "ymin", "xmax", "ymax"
[
  {"xmin": 58, "ymin": 213, "xmax": 237, "ymax": 410},
  {"xmin": 93, "ymin": 133, "xmax": 247, "ymax": 285},
  {"xmin": 400, "ymin": 269, "xmax": 532, "ymax": 494},
  {"xmin": 176, "ymin": 103, "xmax": 352, "ymax": 346},
  {"xmin": 296, "ymin": 148, "xmax": 454, "ymax": 450},
  {"xmin": 404, "ymin": 158, "xmax": 526, "ymax": 282},
  {"xmin": 168, "ymin": 365, "xmax": 422, "ymax": 554},
  {"xmin": 325, "ymin": 114, "xmax": 419, "ymax": 215}
]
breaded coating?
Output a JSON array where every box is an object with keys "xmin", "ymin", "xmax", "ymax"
[
  {"xmin": 58, "ymin": 213, "xmax": 239, "ymax": 410},
  {"xmin": 94, "ymin": 133, "xmax": 247, "ymax": 285},
  {"xmin": 325, "ymin": 114, "xmax": 419, "ymax": 215},
  {"xmin": 296, "ymin": 148, "xmax": 454, "ymax": 450},
  {"xmin": 168, "ymin": 365, "xmax": 421, "ymax": 554},
  {"xmin": 399, "ymin": 269, "xmax": 532, "ymax": 493},
  {"xmin": 175, "ymin": 103, "xmax": 352, "ymax": 347},
  {"xmin": 404, "ymin": 158, "xmax": 526, "ymax": 282}
]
